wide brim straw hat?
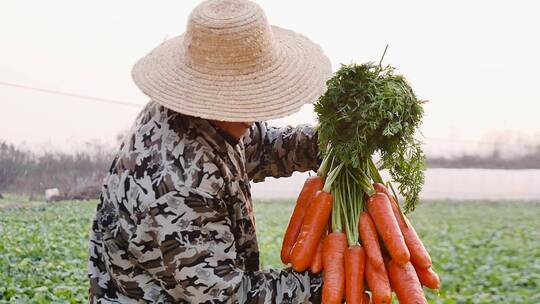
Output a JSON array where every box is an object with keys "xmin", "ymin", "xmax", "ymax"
[{"xmin": 132, "ymin": 0, "xmax": 332, "ymax": 122}]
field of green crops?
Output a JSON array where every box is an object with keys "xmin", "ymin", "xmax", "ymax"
[{"xmin": 1, "ymin": 194, "xmax": 539, "ymax": 303}]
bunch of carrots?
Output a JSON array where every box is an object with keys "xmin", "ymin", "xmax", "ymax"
[
  {"xmin": 281, "ymin": 157, "xmax": 440, "ymax": 303},
  {"xmin": 282, "ymin": 54, "xmax": 437, "ymax": 303}
]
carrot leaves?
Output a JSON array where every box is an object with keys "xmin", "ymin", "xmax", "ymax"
[{"xmin": 315, "ymin": 62, "xmax": 425, "ymax": 212}]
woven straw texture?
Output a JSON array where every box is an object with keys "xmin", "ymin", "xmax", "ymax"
[{"xmin": 132, "ymin": 0, "xmax": 331, "ymax": 122}]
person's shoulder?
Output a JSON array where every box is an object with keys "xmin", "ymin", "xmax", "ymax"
[{"xmin": 107, "ymin": 102, "xmax": 225, "ymax": 198}]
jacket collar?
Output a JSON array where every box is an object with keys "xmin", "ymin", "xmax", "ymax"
[{"xmin": 186, "ymin": 114, "xmax": 239, "ymax": 154}]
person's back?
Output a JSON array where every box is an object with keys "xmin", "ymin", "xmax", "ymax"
[
  {"xmin": 89, "ymin": 103, "xmax": 323, "ymax": 303},
  {"xmin": 88, "ymin": 0, "xmax": 331, "ymax": 302}
]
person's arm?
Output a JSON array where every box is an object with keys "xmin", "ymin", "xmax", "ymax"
[
  {"xmin": 243, "ymin": 122, "xmax": 319, "ymax": 182},
  {"xmin": 128, "ymin": 190, "xmax": 322, "ymax": 304}
]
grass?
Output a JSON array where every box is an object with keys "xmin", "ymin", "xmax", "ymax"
[{"xmin": 1, "ymin": 195, "xmax": 539, "ymax": 303}]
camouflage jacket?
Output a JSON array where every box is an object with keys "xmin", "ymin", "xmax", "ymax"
[{"xmin": 88, "ymin": 102, "xmax": 323, "ymax": 303}]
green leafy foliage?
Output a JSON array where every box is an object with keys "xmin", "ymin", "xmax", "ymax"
[
  {"xmin": 314, "ymin": 63, "xmax": 425, "ymax": 212},
  {"xmin": 2, "ymin": 197, "xmax": 539, "ymax": 303},
  {"xmin": 0, "ymin": 198, "xmax": 94, "ymax": 303}
]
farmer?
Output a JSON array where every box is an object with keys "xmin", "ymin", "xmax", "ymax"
[{"xmin": 88, "ymin": 0, "xmax": 331, "ymax": 302}]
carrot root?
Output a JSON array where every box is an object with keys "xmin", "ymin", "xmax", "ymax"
[
  {"xmin": 344, "ymin": 245, "xmax": 366, "ymax": 304},
  {"xmin": 359, "ymin": 212, "xmax": 385, "ymax": 269},
  {"xmin": 387, "ymin": 260, "xmax": 427, "ymax": 304},
  {"xmin": 367, "ymin": 193, "xmax": 410, "ymax": 265},
  {"xmin": 374, "ymin": 183, "xmax": 432, "ymax": 268},
  {"xmin": 281, "ymin": 176, "xmax": 324, "ymax": 264},
  {"xmin": 310, "ymin": 234, "xmax": 325, "ymax": 274},
  {"xmin": 413, "ymin": 264, "xmax": 441, "ymax": 290},
  {"xmin": 365, "ymin": 260, "xmax": 392, "ymax": 304},
  {"xmin": 290, "ymin": 190, "xmax": 333, "ymax": 272},
  {"xmin": 322, "ymin": 232, "xmax": 347, "ymax": 304}
]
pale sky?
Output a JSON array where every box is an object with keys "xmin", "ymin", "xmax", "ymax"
[{"xmin": 1, "ymin": 0, "xmax": 539, "ymax": 156}]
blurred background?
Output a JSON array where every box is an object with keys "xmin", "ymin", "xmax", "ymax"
[
  {"xmin": 1, "ymin": 1, "xmax": 539, "ymax": 302},
  {"xmin": 2, "ymin": 0, "xmax": 539, "ymax": 201}
]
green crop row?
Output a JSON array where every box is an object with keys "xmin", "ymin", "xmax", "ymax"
[{"xmin": 1, "ymin": 196, "xmax": 539, "ymax": 303}]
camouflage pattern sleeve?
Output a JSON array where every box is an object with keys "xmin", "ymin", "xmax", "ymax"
[
  {"xmin": 244, "ymin": 122, "xmax": 319, "ymax": 182},
  {"xmin": 129, "ymin": 189, "xmax": 322, "ymax": 303}
]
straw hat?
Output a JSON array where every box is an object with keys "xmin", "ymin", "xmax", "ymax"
[{"xmin": 132, "ymin": 0, "xmax": 331, "ymax": 122}]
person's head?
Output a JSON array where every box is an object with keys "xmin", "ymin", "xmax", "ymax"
[{"xmin": 132, "ymin": 0, "xmax": 331, "ymax": 127}]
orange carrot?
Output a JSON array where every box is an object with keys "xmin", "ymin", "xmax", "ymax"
[
  {"xmin": 365, "ymin": 259, "xmax": 392, "ymax": 304},
  {"xmin": 387, "ymin": 261, "xmax": 427, "ymax": 304},
  {"xmin": 322, "ymin": 232, "xmax": 347, "ymax": 304},
  {"xmin": 413, "ymin": 264, "xmax": 441, "ymax": 290},
  {"xmin": 281, "ymin": 176, "xmax": 324, "ymax": 264},
  {"xmin": 367, "ymin": 193, "xmax": 410, "ymax": 265},
  {"xmin": 359, "ymin": 212, "xmax": 385, "ymax": 269},
  {"xmin": 344, "ymin": 245, "xmax": 366, "ymax": 304},
  {"xmin": 310, "ymin": 234, "xmax": 325, "ymax": 273},
  {"xmin": 361, "ymin": 292, "xmax": 370, "ymax": 304},
  {"xmin": 290, "ymin": 190, "xmax": 333, "ymax": 272},
  {"xmin": 374, "ymin": 183, "xmax": 432, "ymax": 268}
]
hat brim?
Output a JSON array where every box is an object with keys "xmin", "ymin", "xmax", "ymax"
[{"xmin": 132, "ymin": 26, "xmax": 332, "ymax": 122}]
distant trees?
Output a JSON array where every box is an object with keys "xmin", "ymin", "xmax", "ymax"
[
  {"xmin": 0, "ymin": 139, "xmax": 115, "ymax": 200},
  {"xmin": 1, "ymin": 137, "xmax": 539, "ymax": 200},
  {"xmin": 427, "ymin": 144, "xmax": 540, "ymax": 169},
  {"xmin": 0, "ymin": 141, "xmax": 32, "ymax": 196}
]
